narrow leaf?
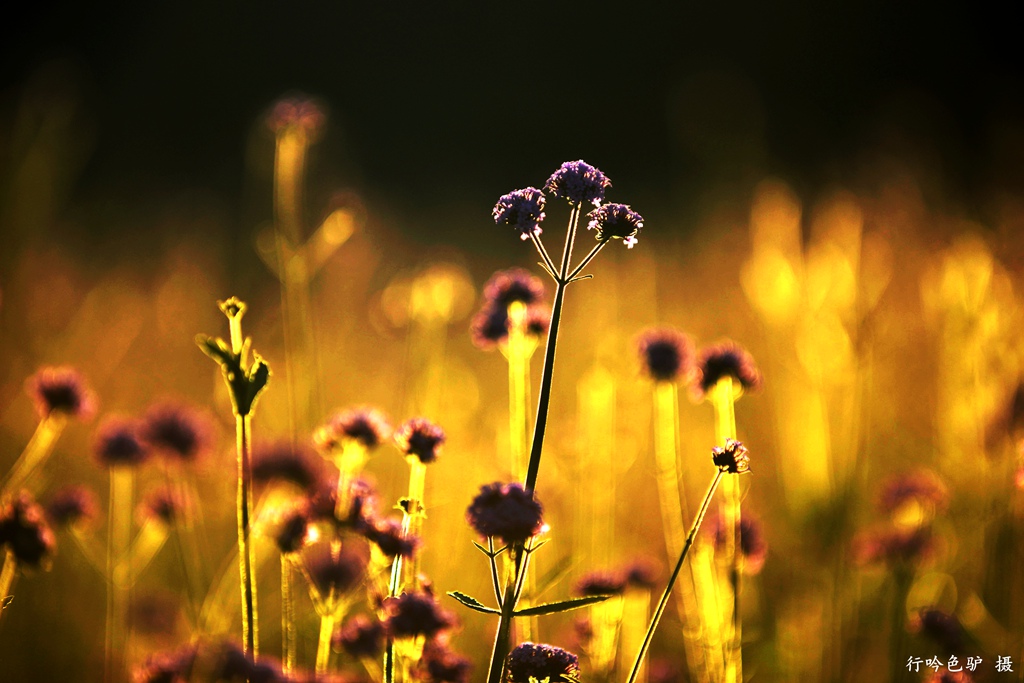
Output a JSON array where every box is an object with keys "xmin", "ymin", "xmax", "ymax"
[
  {"xmin": 447, "ymin": 591, "xmax": 500, "ymax": 615},
  {"xmin": 514, "ymin": 594, "xmax": 611, "ymax": 617}
]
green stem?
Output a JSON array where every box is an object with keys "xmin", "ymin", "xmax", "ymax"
[
  {"xmin": 523, "ymin": 203, "xmax": 581, "ymax": 495},
  {"xmin": 627, "ymin": 470, "xmax": 724, "ymax": 683},
  {"xmin": 236, "ymin": 414, "xmax": 258, "ymax": 657}
]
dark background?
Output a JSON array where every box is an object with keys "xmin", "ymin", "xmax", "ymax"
[{"xmin": 3, "ymin": 1, "xmax": 1024, "ymax": 256}]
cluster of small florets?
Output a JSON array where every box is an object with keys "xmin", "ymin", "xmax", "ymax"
[
  {"xmin": 574, "ymin": 570, "xmax": 628, "ymax": 597},
  {"xmin": 394, "ymin": 417, "xmax": 446, "ymax": 464},
  {"xmin": 252, "ymin": 440, "xmax": 322, "ymax": 493},
  {"xmin": 637, "ymin": 328, "xmax": 696, "ymax": 382},
  {"xmin": 712, "ymin": 439, "xmax": 751, "ymax": 474},
  {"xmin": 636, "ymin": 331, "xmax": 762, "ymax": 406},
  {"xmin": 266, "ymin": 95, "xmax": 326, "ymax": 136},
  {"xmin": 466, "ymin": 482, "xmax": 544, "ymax": 545},
  {"xmin": 505, "ymin": 642, "xmax": 580, "ymax": 683},
  {"xmin": 25, "ymin": 366, "xmax": 97, "ymax": 421},
  {"xmin": 695, "ymin": 342, "xmax": 763, "ymax": 398},
  {"xmin": 855, "ymin": 525, "xmax": 935, "ymax": 568},
  {"xmin": 92, "ymin": 400, "xmax": 212, "ymax": 469},
  {"xmin": 0, "ymin": 491, "xmax": 56, "ymax": 568},
  {"xmin": 314, "ymin": 407, "xmax": 392, "ymax": 452},
  {"xmin": 494, "ymin": 160, "xmax": 644, "ymax": 249},
  {"xmin": 382, "ymin": 590, "xmax": 457, "ymax": 640},
  {"xmin": 335, "ymin": 614, "xmax": 386, "ymax": 658},
  {"xmin": 470, "ymin": 268, "xmax": 551, "ymax": 350},
  {"xmin": 44, "ymin": 485, "xmax": 98, "ymax": 529}
]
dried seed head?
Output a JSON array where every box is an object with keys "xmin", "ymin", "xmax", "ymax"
[{"xmin": 711, "ymin": 439, "xmax": 751, "ymax": 474}]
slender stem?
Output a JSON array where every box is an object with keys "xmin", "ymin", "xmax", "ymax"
[
  {"xmin": 282, "ymin": 557, "xmax": 296, "ymax": 674},
  {"xmin": 523, "ymin": 203, "xmax": 581, "ymax": 495},
  {"xmin": 486, "ymin": 555, "xmax": 520, "ymax": 683},
  {"xmin": 236, "ymin": 414, "xmax": 258, "ymax": 657},
  {"xmin": 2, "ymin": 414, "xmax": 66, "ymax": 496},
  {"xmin": 0, "ymin": 551, "xmax": 17, "ymax": 624},
  {"xmin": 529, "ymin": 232, "xmax": 558, "ymax": 279},
  {"xmin": 316, "ymin": 612, "xmax": 337, "ymax": 676},
  {"xmin": 507, "ymin": 302, "xmax": 530, "ymax": 480},
  {"xmin": 627, "ymin": 470, "xmax": 724, "ymax": 683},
  {"xmin": 487, "ymin": 538, "xmax": 504, "ymax": 608},
  {"xmin": 566, "ymin": 239, "xmax": 609, "ymax": 282},
  {"xmin": 106, "ymin": 467, "xmax": 133, "ymax": 683}
]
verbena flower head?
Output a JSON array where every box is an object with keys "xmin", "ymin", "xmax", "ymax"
[
  {"xmin": 138, "ymin": 487, "xmax": 188, "ymax": 526},
  {"xmin": 0, "ymin": 490, "xmax": 57, "ymax": 568},
  {"xmin": 302, "ymin": 541, "xmax": 369, "ymax": 600},
  {"xmin": 366, "ymin": 517, "xmax": 419, "ymax": 558},
  {"xmin": 94, "ymin": 417, "xmax": 150, "ymax": 468},
  {"xmin": 910, "ymin": 608, "xmax": 967, "ymax": 654},
  {"xmin": 695, "ymin": 341, "xmax": 762, "ymax": 398},
  {"xmin": 314, "ymin": 407, "xmax": 392, "ymax": 452},
  {"xmin": 394, "ymin": 417, "xmax": 446, "ymax": 464},
  {"xmin": 142, "ymin": 402, "xmax": 211, "ymax": 462},
  {"xmin": 545, "ymin": 160, "xmax": 611, "ymax": 207},
  {"xmin": 624, "ymin": 558, "xmax": 660, "ymax": 590},
  {"xmin": 45, "ymin": 485, "xmax": 98, "ymax": 528},
  {"xmin": 335, "ymin": 614, "xmax": 386, "ymax": 658},
  {"xmin": 418, "ymin": 642, "xmax": 473, "ymax": 683},
  {"xmin": 383, "ymin": 590, "xmax": 456, "ymax": 639},
  {"xmin": 26, "ymin": 365, "xmax": 97, "ymax": 421},
  {"xmin": 252, "ymin": 440, "xmax": 321, "ymax": 492},
  {"xmin": 707, "ymin": 512, "xmax": 768, "ymax": 574},
  {"xmin": 637, "ymin": 328, "xmax": 695, "ymax": 382},
  {"xmin": 482, "ymin": 268, "xmax": 546, "ymax": 310},
  {"xmin": 855, "ymin": 525, "xmax": 935, "ymax": 568},
  {"xmin": 574, "ymin": 570, "xmax": 627, "ymax": 596},
  {"xmin": 470, "ymin": 306, "xmax": 511, "ymax": 350},
  {"xmin": 506, "ymin": 642, "xmax": 580, "ymax": 683},
  {"xmin": 712, "ymin": 439, "xmax": 751, "ymax": 474},
  {"xmin": 525, "ymin": 306, "xmax": 551, "ymax": 338},
  {"xmin": 493, "ymin": 187, "xmax": 547, "ymax": 240},
  {"xmin": 587, "ymin": 202, "xmax": 643, "ymax": 248},
  {"xmin": 878, "ymin": 470, "xmax": 948, "ymax": 515},
  {"xmin": 466, "ymin": 482, "xmax": 544, "ymax": 544},
  {"xmin": 270, "ymin": 504, "xmax": 311, "ymax": 555},
  {"xmin": 267, "ymin": 95, "xmax": 325, "ymax": 136}
]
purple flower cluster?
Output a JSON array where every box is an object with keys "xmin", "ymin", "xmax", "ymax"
[
  {"xmin": 45, "ymin": 485, "xmax": 98, "ymax": 528},
  {"xmin": 335, "ymin": 614, "xmax": 386, "ymax": 658},
  {"xmin": 878, "ymin": 470, "xmax": 948, "ymax": 515},
  {"xmin": 252, "ymin": 441, "xmax": 321, "ymax": 492},
  {"xmin": 0, "ymin": 491, "xmax": 56, "ymax": 568},
  {"xmin": 301, "ymin": 540, "xmax": 369, "ymax": 600},
  {"xmin": 142, "ymin": 402, "xmax": 212, "ymax": 462},
  {"xmin": 314, "ymin": 407, "xmax": 392, "ymax": 452},
  {"xmin": 587, "ymin": 202, "xmax": 644, "ymax": 248},
  {"xmin": 637, "ymin": 327, "xmax": 695, "ymax": 382},
  {"xmin": 382, "ymin": 590, "xmax": 456, "ymax": 639},
  {"xmin": 394, "ymin": 417, "xmax": 446, "ymax": 464},
  {"xmin": 466, "ymin": 482, "xmax": 544, "ymax": 545},
  {"xmin": 505, "ymin": 642, "xmax": 580, "ymax": 683},
  {"xmin": 470, "ymin": 269, "xmax": 550, "ymax": 350},
  {"xmin": 25, "ymin": 366, "xmax": 97, "ymax": 421},
  {"xmin": 574, "ymin": 570, "xmax": 627, "ymax": 597},
  {"xmin": 493, "ymin": 187, "xmax": 547, "ymax": 240},
  {"xmin": 544, "ymin": 160, "xmax": 611, "ymax": 207},
  {"xmin": 138, "ymin": 486, "xmax": 189, "ymax": 526},
  {"xmin": 418, "ymin": 641, "xmax": 473, "ymax": 683},
  {"xmin": 93, "ymin": 417, "xmax": 150, "ymax": 468},
  {"xmin": 695, "ymin": 342, "xmax": 762, "ymax": 398}
]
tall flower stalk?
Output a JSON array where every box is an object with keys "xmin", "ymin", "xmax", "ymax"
[
  {"xmin": 197, "ymin": 298, "xmax": 271, "ymax": 659},
  {"xmin": 626, "ymin": 441, "xmax": 751, "ymax": 683},
  {"xmin": 480, "ymin": 160, "xmax": 643, "ymax": 682}
]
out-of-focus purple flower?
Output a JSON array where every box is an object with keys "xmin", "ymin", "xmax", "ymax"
[
  {"xmin": 544, "ymin": 160, "xmax": 611, "ymax": 207},
  {"xmin": 366, "ymin": 517, "xmax": 419, "ymax": 558},
  {"xmin": 94, "ymin": 417, "xmax": 150, "ymax": 468},
  {"xmin": 855, "ymin": 526, "xmax": 936, "ymax": 568},
  {"xmin": 470, "ymin": 306, "xmax": 511, "ymax": 350},
  {"xmin": 383, "ymin": 590, "xmax": 455, "ymax": 639},
  {"xmin": 910, "ymin": 608, "xmax": 967, "ymax": 654},
  {"xmin": 301, "ymin": 541, "xmax": 369, "ymax": 601},
  {"xmin": 624, "ymin": 558, "xmax": 660, "ymax": 590},
  {"xmin": 466, "ymin": 482, "xmax": 544, "ymax": 545},
  {"xmin": 334, "ymin": 614, "xmax": 386, "ymax": 658},
  {"xmin": 574, "ymin": 570, "xmax": 627, "ymax": 596},
  {"xmin": 695, "ymin": 342, "xmax": 762, "ymax": 398},
  {"xmin": 712, "ymin": 439, "xmax": 751, "ymax": 474},
  {"xmin": 132, "ymin": 642, "xmax": 198, "ymax": 683},
  {"xmin": 0, "ymin": 491, "xmax": 56, "ymax": 568},
  {"xmin": 309, "ymin": 476, "xmax": 378, "ymax": 534},
  {"xmin": 417, "ymin": 642, "xmax": 472, "ymax": 683},
  {"xmin": 505, "ymin": 642, "xmax": 580, "ymax": 683},
  {"xmin": 314, "ymin": 407, "xmax": 392, "ymax": 453},
  {"xmin": 587, "ymin": 202, "xmax": 643, "ymax": 248},
  {"xmin": 493, "ymin": 187, "xmax": 547, "ymax": 240},
  {"xmin": 394, "ymin": 418, "xmax": 445, "ymax": 465},
  {"xmin": 706, "ymin": 512, "xmax": 768, "ymax": 574},
  {"xmin": 138, "ymin": 487, "xmax": 188, "ymax": 526},
  {"xmin": 214, "ymin": 640, "xmax": 286, "ymax": 683},
  {"xmin": 482, "ymin": 268, "xmax": 546, "ymax": 310},
  {"xmin": 26, "ymin": 366, "xmax": 97, "ymax": 421},
  {"xmin": 637, "ymin": 328, "xmax": 695, "ymax": 382},
  {"xmin": 926, "ymin": 669, "xmax": 974, "ymax": 683},
  {"xmin": 142, "ymin": 402, "xmax": 212, "ymax": 462},
  {"xmin": 648, "ymin": 658, "xmax": 683, "ymax": 683},
  {"xmin": 271, "ymin": 504, "xmax": 311, "ymax": 555},
  {"xmin": 525, "ymin": 307, "xmax": 551, "ymax": 338},
  {"xmin": 131, "ymin": 591, "xmax": 181, "ymax": 636},
  {"xmin": 267, "ymin": 95, "xmax": 325, "ymax": 136},
  {"xmin": 878, "ymin": 470, "xmax": 948, "ymax": 515},
  {"xmin": 252, "ymin": 441, "xmax": 320, "ymax": 492},
  {"xmin": 45, "ymin": 485, "xmax": 98, "ymax": 528}
]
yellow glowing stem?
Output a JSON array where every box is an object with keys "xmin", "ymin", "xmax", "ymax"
[
  {"xmin": 589, "ymin": 595, "xmax": 625, "ymax": 676},
  {"xmin": 106, "ymin": 467, "xmax": 133, "ymax": 683},
  {"xmin": 3, "ymin": 414, "xmax": 66, "ymax": 496},
  {"xmin": 123, "ymin": 521, "xmax": 169, "ymax": 584},
  {"xmin": 621, "ymin": 590, "xmax": 651, "ymax": 683},
  {"xmin": 0, "ymin": 551, "xmax": 17, "ymax": 622},
  {"xmin": 162, "ymin": 463, "xmax": 202, "ymax": 623},
  {"xmin": 653, "ymin": 382, "xmax": 711, "ymax": 683},
  {"xmin": 402, "ymin": 458, "xmax": 428, "ymax": 588},
  {"xmin": 316, "ymin": 612, "xmax": 337, "ymax": 676},
  {"xmin": 282, "ymin": 557, "xmax": 296, "ymax": 675},
  {"xmin": 507, "ymin": 301, "xmax": 530, "ymax": 480},
  {"xmin": 274, "ymin": 129, "xmax": 307, "ymax": 246},
  {"xmin": 710, "ymin": 377, "xmax": 742, "ymax": 683},
  {"xmin": 335, "ymin": 442, "xmax": 368, "ymax": 520}
]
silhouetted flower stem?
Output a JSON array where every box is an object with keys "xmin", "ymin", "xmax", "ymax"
[
  {"xmin": 486, "ymin": 547, "xmax": 531, "ymax": 683},
  {"xmin": 627, "ymin": 469, "xmax": 724, "ymax": 683},
  {"xmin": 236, "ymin": 413, "xmax": 258, "ymax": 658},
  {"xmin": 524, "ymin": 203, "xmax": 581, "ymax": 495}
]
